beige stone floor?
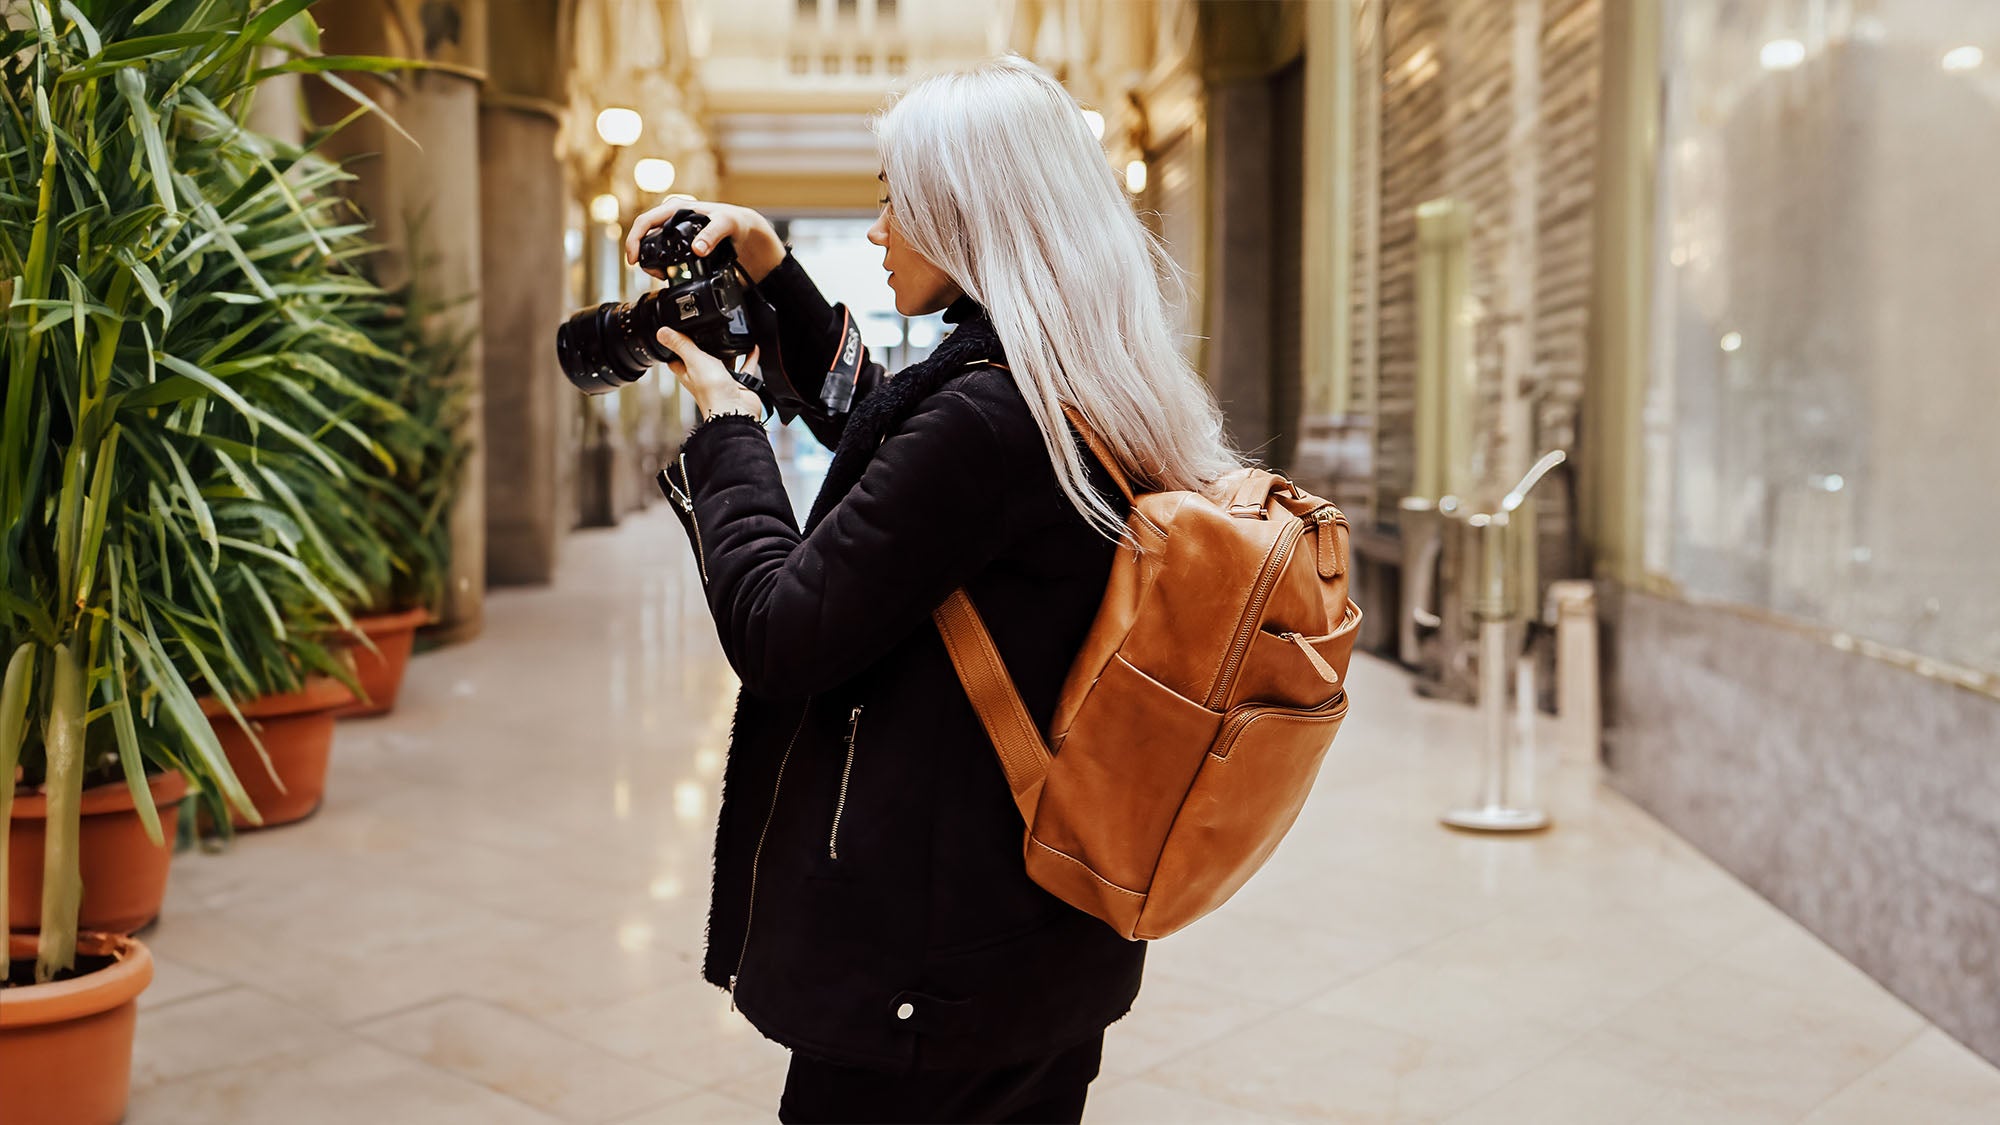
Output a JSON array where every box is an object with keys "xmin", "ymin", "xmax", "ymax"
[{"xmin": 130, "ymin": 499, "xmax": 2000, "ymax": 1124}]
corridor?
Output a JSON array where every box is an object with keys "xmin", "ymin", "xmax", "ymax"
[{"xmin": 122, "ymin": 498, "xmax": 2000, "ymax": 1123}]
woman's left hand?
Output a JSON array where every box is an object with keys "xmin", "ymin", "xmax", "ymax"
[{"xmin": 657, "ymin": 325, "xmax": 766, "ymax": 420}]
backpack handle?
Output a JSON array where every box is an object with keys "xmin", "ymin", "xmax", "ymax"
[{"xmin": 934, "ymin": 590, "xmax": 1050, "ymax": 828}]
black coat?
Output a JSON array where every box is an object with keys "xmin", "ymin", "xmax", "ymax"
[{"xmin": 662, "ymin": 255, "xmax": 1146, "ymax": 1073}]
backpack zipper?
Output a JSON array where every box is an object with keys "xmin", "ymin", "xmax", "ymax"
[
  {"xmin": 828, "ymin": 705, "xmax": 864, "ymax": 860},
  {"xmin": 1211, "ymin": 689, "xmax": 1350, "ymax": 760},
  {"xmin": 1206, "ymin": 522, "xmax": 1305, "ymax": 709},
  {"xmin": 670, "ymin": 451, "xmax": 708, "ymax": 585},
  {"xmin": 728, "ymin": 699, "xmax": 811, "ymax": 1011}
]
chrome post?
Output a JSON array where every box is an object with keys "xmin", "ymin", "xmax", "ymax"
[{"xmin": 1441, "ymin": 452, "xmax": 1566, "ymax": 834}]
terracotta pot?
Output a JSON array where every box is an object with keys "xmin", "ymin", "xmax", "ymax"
[
  {"xmin": 9, "ymin": 772, "xmax": 189, "ymax": 935},
  {"xmin": 332, "ymin": 605, "xmax": 431, "ymax": 719},
  {"xmin": 201, "ymin": 677, "xmax": 353, "ymax": 829},
  {"xmin": 0, "ymin": 932, "xmax": 153, "ymax": 1125}
]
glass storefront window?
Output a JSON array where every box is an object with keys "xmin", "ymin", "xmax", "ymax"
[{"xmin": 1646, "ymin": 0, "xmax": 2000, "ymax": 678}]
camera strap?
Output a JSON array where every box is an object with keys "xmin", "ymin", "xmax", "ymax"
[{"xmin": 822, "ymin": 305, "xmax": 866, "ymax": 414}]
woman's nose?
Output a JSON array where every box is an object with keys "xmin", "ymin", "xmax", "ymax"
[{"xmin": 867, "ymin": 219, "xmax": 887, "ymax": 247}]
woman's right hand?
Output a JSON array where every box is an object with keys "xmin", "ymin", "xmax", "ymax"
[{"xmin": 624, "ymin": 195, "xmax": 787, "ymax": 285}]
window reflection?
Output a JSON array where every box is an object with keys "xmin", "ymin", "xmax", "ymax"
[{"xmin": 1647, "ymin": 1, "xmax": 2000, "ymax": 677}]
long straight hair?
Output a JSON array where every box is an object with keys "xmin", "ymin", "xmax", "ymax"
[{"xmin": 873, "ymin": 55, "xmax": 1244, "ymax": 541}]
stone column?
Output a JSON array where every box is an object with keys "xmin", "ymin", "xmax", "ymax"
[
  {"xmin": 246, "ymin": 54, "xmax": 304, "ymax": 145},
  {"xmin": 1583, "ymin": 0, "xmax": 1659, "ymax": 586},
  {"xmin": 1203, "ymin": 79, "xmax": 1276, "ymax": 453},
  {"xmin": 307, "ymin": 0, "xmax": 488, "ymax": 642},
  {"xmin": 480, "ymin": 0, "xmax": 571, "ymax": 585},
  {"xmin": 1291, "ymin": 0, "xmax": 1361, "ymax": 495}
]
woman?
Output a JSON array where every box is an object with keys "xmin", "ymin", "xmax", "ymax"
[{"xmin": 626, "ymin": 56, "xmax": 1243, "ymax": 1123}]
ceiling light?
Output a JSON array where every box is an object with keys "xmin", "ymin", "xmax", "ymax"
[
  {"xmin": 595, "ymin": 107, "xmax": 642, "ymax": 147},
  {"xmin": 1761, "ymin": 39, "xmax": 1806, "ymax": 70},
  {"xmin": 1942, "ymin": 46, "xmax": 1983, "ymax": 72},
  {"xmin": 1081, "ymin": 109, "xmax": 1104, "ymax": 141},
  {"xmin": 589, "ymin": 193, "xmax": 620, "ymax": 224},
  {"xmin": 634, "ymin": 158, "xmax": 677, "ymax": 193},
  {"xmin": 1125, "ymin": 159, "xmax": 1147, "ymax": 194}
]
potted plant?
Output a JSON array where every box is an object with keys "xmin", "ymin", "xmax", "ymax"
[
  {"xmin": 1, "ymin": 3, "xmax": 412, "ymax": 1118},
  {"xmin": 148, "ymin": 39, "xmax": 466, "ymax": 825},
  {"xmin": 158, "ymin": 132, "xmax": 397, "ymax": 830},
  {"xmin": 325, "ymin": 250, "xmax": 474, "ymax": 718}
]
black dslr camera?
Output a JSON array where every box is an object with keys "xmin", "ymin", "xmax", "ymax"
[{"xmin": 556, "ymin": 209, "xmax": 767, "ymax": 399}]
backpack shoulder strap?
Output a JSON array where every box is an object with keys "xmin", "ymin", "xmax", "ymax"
[{"xmin": 933, "ymin": 589, "xmax": 1050, "ymax": 828}]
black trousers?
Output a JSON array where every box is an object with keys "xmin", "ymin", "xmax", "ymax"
[{"xmin": 777, "ymin": 1032, "xmax": 1105, "ymax": 1124}]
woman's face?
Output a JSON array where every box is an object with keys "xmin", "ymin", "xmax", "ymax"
[{"xmin": 868, "ymin": 173, "xmax": 964, "ymax": 317}]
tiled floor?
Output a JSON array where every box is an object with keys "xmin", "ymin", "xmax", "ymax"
[{"xmin": 131, "ymin": 495, "xmax": 2000, "ymax": 1123}]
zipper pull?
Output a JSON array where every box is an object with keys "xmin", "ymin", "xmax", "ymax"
[
  {"xmin": 1311, "ymin": 507, "xmax": 1347, "ymax": 579},
  {"xmin": 728, "ymin": 975, "xmax": 739, "ymax": 1012},
  {"xmin": 846, "ymin": 706, "xmax": 863, "ymax": 742},
  {"xmin": 1286, "ymin": 632, "xmax": 1342, "ymax": 685},
  {"xmin": 661, "ymin": 465, "xmax": 694, "ymax": 514}
]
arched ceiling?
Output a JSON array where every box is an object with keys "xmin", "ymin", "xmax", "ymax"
[{"xmin": 566, "ymin": 0, "xmax": 1010, "ymax": 215}]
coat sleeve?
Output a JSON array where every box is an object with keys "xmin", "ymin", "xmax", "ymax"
[
  {"xmin": 673, "ymin": 389, "xmax": 1023, "ymax": 699},
  {"xmin": 752, "ymin": 253, "xmax": 885, "ymax": 451}
]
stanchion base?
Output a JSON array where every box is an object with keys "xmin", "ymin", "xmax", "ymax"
[{"xmin": 1441, "ymin": 806, "xmax": 1551, "ymax": 833}]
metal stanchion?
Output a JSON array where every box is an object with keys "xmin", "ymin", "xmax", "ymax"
[{"xmin": 1441, "ymin": 451, "xmax": 1566, "ymax": 834}]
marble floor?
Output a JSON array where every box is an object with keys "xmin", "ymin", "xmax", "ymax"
[{"xmin": 131, "ymin": 496, "xmax": 2000, "ymax": 1123}]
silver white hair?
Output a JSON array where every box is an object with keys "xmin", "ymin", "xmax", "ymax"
[{"xmin": 873, "ymin": 54, "xmax": 1244, "ymax": 541}]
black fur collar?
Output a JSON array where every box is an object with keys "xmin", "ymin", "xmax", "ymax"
[{"xmin": 804, "ymin": 301, "xmax": 1007, "ymax": 531}]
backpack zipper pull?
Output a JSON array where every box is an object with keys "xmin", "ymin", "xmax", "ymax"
[
  {"xmin": 1285, "ymin": 632, "xmax": 1342, "ymax": 685},
  {"xmin": 1311, "ymin": 506, "xmax": 1346, "ymax": 579}
]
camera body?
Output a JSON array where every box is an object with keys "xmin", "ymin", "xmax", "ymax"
[{"xmin": 556, "ymin": 210, "xmax": 763, "ymax": 399}]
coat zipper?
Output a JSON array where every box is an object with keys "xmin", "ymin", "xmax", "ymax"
[
  {"xmin": 828, "ymin": 705, "xmax": 863, "ymax": 860},
  {"xmin": 728, "ymin": 699, "xmax": 810, "ymax": 1010},
  {"xmin": 1206, "ymin": 522, "xmax": 1305, "ymax": 709},
  {"xmin": 672, "ymin": 451, "xmax": 709, "ymax": 585}
]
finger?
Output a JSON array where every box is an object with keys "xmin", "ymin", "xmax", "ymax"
[
  {"xmin": 656, "ymin": 324, "xmax": 712, "ymax": 363},
  {"xmin": 624, "ymin": 194, "xmax": 705, "ymax": 262},
  {"xmin": 624, "ymin": 203, "xmax": 672, "ymax": 263},
  {"xmin": 689, "ymin": 212, "xmax": 738, "ymax": 257}
]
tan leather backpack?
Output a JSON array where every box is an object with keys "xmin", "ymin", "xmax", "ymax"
[{"xmin": 932, "ymin": 394, "xmax": 1360, "ymax": 941}]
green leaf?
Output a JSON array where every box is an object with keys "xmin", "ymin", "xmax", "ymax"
[
  {"xmin": 115, "ymin": 67, "xmax": 178, "ymax": 216},
  {"xmin": 159, "ymin": 440, "xmax": 218, "ymax": 565},
  {"xmin": 216, "ymin": 535, "xmax": 355, "ymax": 632},
  {"xmin": 130, "ymin": 3, "xmax": 183, "ymax": 32},
  {"xmin": 115, "ymin": 615, "xmax": 256, "ymax": 823},
  {"xmin": 153, "ymin": 353, "xmax": 342, "ymax": 475},
  {"xmin": 57, "ymin": 1, "xmax": 102, "ymax": 58},
  {"xmin": 0, "ymin": 642, "xmax": 38, "ymax": 951},
  {"xmin": 312, "ymin": 70, "xmax": 417, "ymax": 150},
  {"xmin": 237, "ymin": 566, "xmax": 286, "ymax": 641},
  {"xmin": 105, "ymin": 554, "xmax": 164, "ymax": 847},
  {"xmin": 118, "ymin": 249, "xmax": 172, "ymax": 323}
]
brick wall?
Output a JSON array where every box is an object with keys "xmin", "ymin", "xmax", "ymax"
[{"xmin": 1355, "ymin": 0, "xmax": 1599, "ymax": 560}]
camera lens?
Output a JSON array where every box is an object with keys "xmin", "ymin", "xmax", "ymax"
[{"xmin": 557, "ymin": 301, "xmax": 664, "ymax": 395}]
